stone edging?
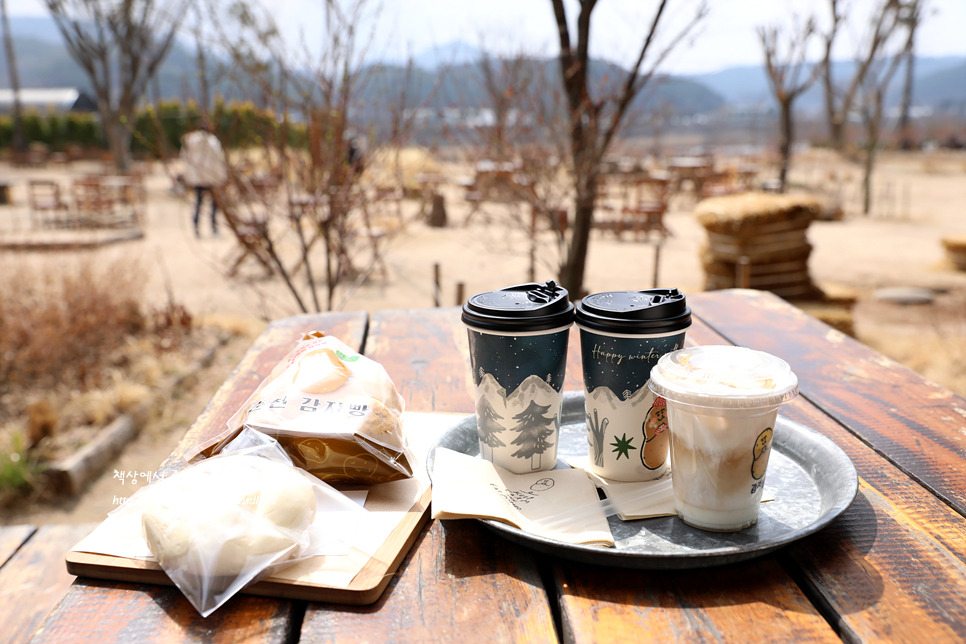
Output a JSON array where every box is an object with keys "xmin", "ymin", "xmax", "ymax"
[{"xmin": 45, "ymin": 333, "xmax": 229, "ymax": 495}]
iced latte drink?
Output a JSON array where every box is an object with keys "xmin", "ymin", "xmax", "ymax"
[{"xmin": 648, "ymin": 345, "xmax": 799, "ymax": 531}]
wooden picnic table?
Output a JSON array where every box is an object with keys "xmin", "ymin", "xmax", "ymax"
[{"xmin": 18, "ymin": 288, "xmax": 966, "ymax": 643}]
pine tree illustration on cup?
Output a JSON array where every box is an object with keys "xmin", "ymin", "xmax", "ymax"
[
  {"xmin": 476, "ymin": 395, "xmax": 507, "ymax": 461},
  {"xmin": 510, "ymin": 400, "xmax": 558, "ymax": 471},
  {"xmin": 587, "ymin": 408, "xmax": 609, "ymax": 468}
]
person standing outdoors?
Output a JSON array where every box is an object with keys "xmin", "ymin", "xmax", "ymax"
[{"xmin": 181, "ymin": 124, "xmax": 227, "ymax": 237}]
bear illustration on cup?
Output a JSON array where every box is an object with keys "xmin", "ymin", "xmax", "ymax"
[
  {"xmin": 751, "ymin": 427, "xmax": 774, "ymax": 480},
  {"xmin": 641, "ymin": 397, "xmax": 669, "ymax": 470}
]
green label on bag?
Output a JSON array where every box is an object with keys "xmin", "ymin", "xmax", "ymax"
[{"xmin": 336, "ymin": 350, "xmax": 360, "ymax": 362}]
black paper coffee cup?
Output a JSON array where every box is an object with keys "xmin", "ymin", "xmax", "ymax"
[
  {"xmin": 575, "ymin": 289, "xmax": 690, "ymax": 481},
  {"xmin": 462, "ymin": 281, "xmax": 574, "ymax": 474}
]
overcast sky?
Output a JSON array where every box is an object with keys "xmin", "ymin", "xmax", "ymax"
[{"xmin": 8, "ymin": 0, "xmax": 966, "ymax": 74}]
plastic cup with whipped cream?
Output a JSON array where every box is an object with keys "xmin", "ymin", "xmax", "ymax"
[{"xmin": 647, "ymin": 345, "xmax": 799, "ymax": 532}]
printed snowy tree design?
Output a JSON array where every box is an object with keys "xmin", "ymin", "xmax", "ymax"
[
  {"xmin": 510, "ymin": 399, "xmax": 556, "ymax": 470},
  {"xmin": 477, "ymin": 395, "xmax": 506, "ymax": 461},
  {"xmin": 587, "ymin": 408, "xmax": 609, "ymax": 468}
]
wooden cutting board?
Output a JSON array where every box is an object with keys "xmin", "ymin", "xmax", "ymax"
[
  {"xmin": 66, "ymin": 411, "xmax": 460, "ymax": 605},
  {"xmin": 65, "ymin": 485, "xmax": 431, "ymax": 605}
]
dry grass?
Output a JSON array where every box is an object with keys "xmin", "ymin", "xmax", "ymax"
[
  {"xmin": 854, "ymin": 290, "xmax": 966, "ymax": 398},
  {"xmin": 0, "ymin": 256, "xmax": 147, "ymax": 393},
  {"xmin": 694, "ymin": 192, "xmax": 823, "ymax": 233},
  {"xmin": 0, "ymin": 256, "xmax": 201, "ymax": 502}
]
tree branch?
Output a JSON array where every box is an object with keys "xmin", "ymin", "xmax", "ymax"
[{"xmin": 599, "ymin": 0, "xmax": 707, "ymax": 157}]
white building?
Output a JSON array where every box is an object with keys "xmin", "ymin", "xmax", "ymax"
[{"xmin": 0, "ymin": 88, "xmax": 97, "ymax": 113}]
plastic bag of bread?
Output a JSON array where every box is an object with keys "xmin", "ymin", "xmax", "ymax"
[
  {"xmin": 192, "ymin": 331, "xmax": 414, "ymax": 485},
  {"xmin": 114, "ymin": 429, "xmax": 365, "ymax": 617}
]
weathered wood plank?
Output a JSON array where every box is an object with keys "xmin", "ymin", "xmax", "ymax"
[
  {"xmin": 299, "ymin": 308, "xmax": 557, "ymax": 643},
  {"xmin": 31, "ymin": 578, "xmax": 296, "ymax": 644},
  {"xmin": 681, "ymin": 300, "xmax": 966, "ymax": 643},
  {"xmin": 552, "ymin": 316, "xmax": 841, "ymax": 644},
  {"xmin": 688, "ymin": 289, "xmax": 966, "ymax": 517},
  {"xmin": 162, "ymin": 311, "xmax": 368, "ymax": 466},
  {"xmin": 0, "ymin": 524, "xmax": 94, "ymax": 644},
  {"xmin": 300, "ymin": 519, "xmax": 558, "ymax": 644},
  {"xmin": 555, "ymin": 557, "xmax": 840, "ymax": 644},
  {"xmin": 365, "ymin": 307, "xmax": 475, "ymax": 413},
  {"xmin": 0, "ymin": 524, "xmax": 36, "ymax": 569},
  {"xmin": 777, "ymin": 400, "xmax": 966, "ymax": 644}
]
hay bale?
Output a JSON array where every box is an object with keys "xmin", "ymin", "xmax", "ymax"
[
  {"xmin": 941, "ymin": 236, "xmax": 966, "ymax": 270},
  {"xmin": 695, "ymin": 192, "xmax": 823, "ymax": 235}
]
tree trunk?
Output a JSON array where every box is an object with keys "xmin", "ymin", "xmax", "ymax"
[
  {"xmin": 829, "ymin": 117, "xmax": 846, "ymax": 153},
  {"xmin": 196, "ymin": 37, "xmax": 210, "ymax": 115},
  {"xmin": 863, "ymin": 88, "xmax": 887, "ymax": 216},
  {"xmin": 561, "ymin": 171, "xmax": 597, "ymax": 298},
  {"xmin": 897, "ymin": 49, "xmax": 915, "ymax": 149},
  {"xmin": 863, "ymin": 143, "xmax": 874, "ymax": 215},
  {"xmin": 778, "ymin": 100, "xmax": 793, "ymax": 193},
  {"xmin": 0, "ymin": 0, "xmax": 25, "ymax": 154},
  {"xmin": 104, "ymin": 115, "xmax": 132, "ymax": 172}
]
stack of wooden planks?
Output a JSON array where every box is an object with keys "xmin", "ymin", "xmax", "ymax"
[{"xmin": 695, "ymin": 192, "xmax": 824, "ymax": 299}]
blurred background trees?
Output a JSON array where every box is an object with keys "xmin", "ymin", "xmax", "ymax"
[{"xmin": 44, "ymin": 0, "xmax": 188, "ymax": 171}]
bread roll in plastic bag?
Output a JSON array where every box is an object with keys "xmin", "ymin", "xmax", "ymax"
[
  {"xmin": 113, "ymin": 429, "xmax": 365, "ymax": 617},
  {"xmin": 193, "ymin": 332, "xmax": 414, "ymax": 485}
]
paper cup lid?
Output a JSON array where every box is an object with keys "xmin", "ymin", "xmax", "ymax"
[
  {"xmin": 575, "ymin": 288, "xmax": 691, "ymax": 334},
  {"xmin": 648, "ymin": 345, "xmax": 799, "ymax": 408},
  {"xmin": 462, "ymin": 280, "xmax": 574, "ymax": 332}
]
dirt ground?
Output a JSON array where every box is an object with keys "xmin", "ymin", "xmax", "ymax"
[{"xmin": 1, "ymin": 146, "xmax": 965, "ymax": 525}]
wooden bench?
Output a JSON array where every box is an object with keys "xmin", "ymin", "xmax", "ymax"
[{"xmin": 0, "ymin": 523, "xmax": 95, "ymax": 644}]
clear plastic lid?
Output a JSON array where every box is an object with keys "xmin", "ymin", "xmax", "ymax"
[{"xmin": 648, "ymin": 345, "xmax": 799, "ymax": 408}]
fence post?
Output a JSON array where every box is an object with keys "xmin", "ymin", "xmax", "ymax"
[
  {"xmin": 736, "ymin": 256, "xmax": 751, "ymax": 289},
  {"xmin": 433, "ymin": 263, "xmax": 441, "ymax": 307}
]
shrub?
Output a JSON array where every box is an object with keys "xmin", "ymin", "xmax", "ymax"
[{"xmin": 0, "ymin": 256, "xmax": 147, "ymax": 394}]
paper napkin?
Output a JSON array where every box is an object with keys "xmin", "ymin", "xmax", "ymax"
[{"xmin": 431, "ymin": 447, "xmax": 614, "ymax": 547}]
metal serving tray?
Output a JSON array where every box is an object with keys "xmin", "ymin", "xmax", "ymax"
[{"xmin": 427, "ymin": 392, "xmax": 858, "ymax": 569}]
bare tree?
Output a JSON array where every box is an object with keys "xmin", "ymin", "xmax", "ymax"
[
  {"xmin": 895, "ymin": 0, "xmax": 924, "ymax": 149},
  {"xmin": 550, "ymin": 0, "xmax": 707, "ymax": 297},
  {"xmin": 191, "ymin": 5, "xmax": 212, "ymax": 115},
  {"xmin": 45, "ymin": 0, "xmax": 188, "ymax": 171},
  {"xmin": 820, "ymin": 0, "xmax": 899, "ymax": 152},
  {"xmin": 858, "ymin": 9, "xmax": 907, "ymax": 214},
  {"xmin": 467, "ymin": 49, "xmax": 572, "ymax": 282},
  {"xmin": 203, "ymin": 0, "xmax": 428, "ymax": 314},
  {"xmin": 0, "ymin": 0, "xmax": 24, "ymax": 155},
  {"xmin": 758, "ymin": 15, "xmax": 823, "ymax": 192}
]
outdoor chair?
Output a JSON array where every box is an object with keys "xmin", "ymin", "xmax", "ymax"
[
  {"xmin": 72, "ymin": 177, "xmax": 117, "ymax": 228},
  {"xmin": 699, "ymin": 169, "xmax": 742, "ymax": 200},
  {"xmin": 593, "ymin": 172, "xmax": 670, "ymax": 241},
  {"xmin": 27, "ymin": 180, "xmax": 72, "ymax": 229}
]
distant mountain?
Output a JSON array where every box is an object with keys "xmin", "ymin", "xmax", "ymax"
[
  {"xmin": 2, "ymin": 15, "xmax": 960, "ymax": 120},
  {"xmin": 412, "ymin": 40, "xmax": 484, "ymax": 70},
  {"xmin": 690, "ymin": 56, "xmax": 966, "ymax": 114},
  {"xmin": 913, "ymin": 62, "xmax": 966, "ymax": 114},
  {"xmin": 0, "ymin": 34, "xmax": 88, "ymax": 89},
  {"xmin": 2, "ymin": 16, "xmax": 62, "ymax": 45},
  {"xmin": 689, "ymin": 65, "xmax": 772, "ymax": 109}
]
